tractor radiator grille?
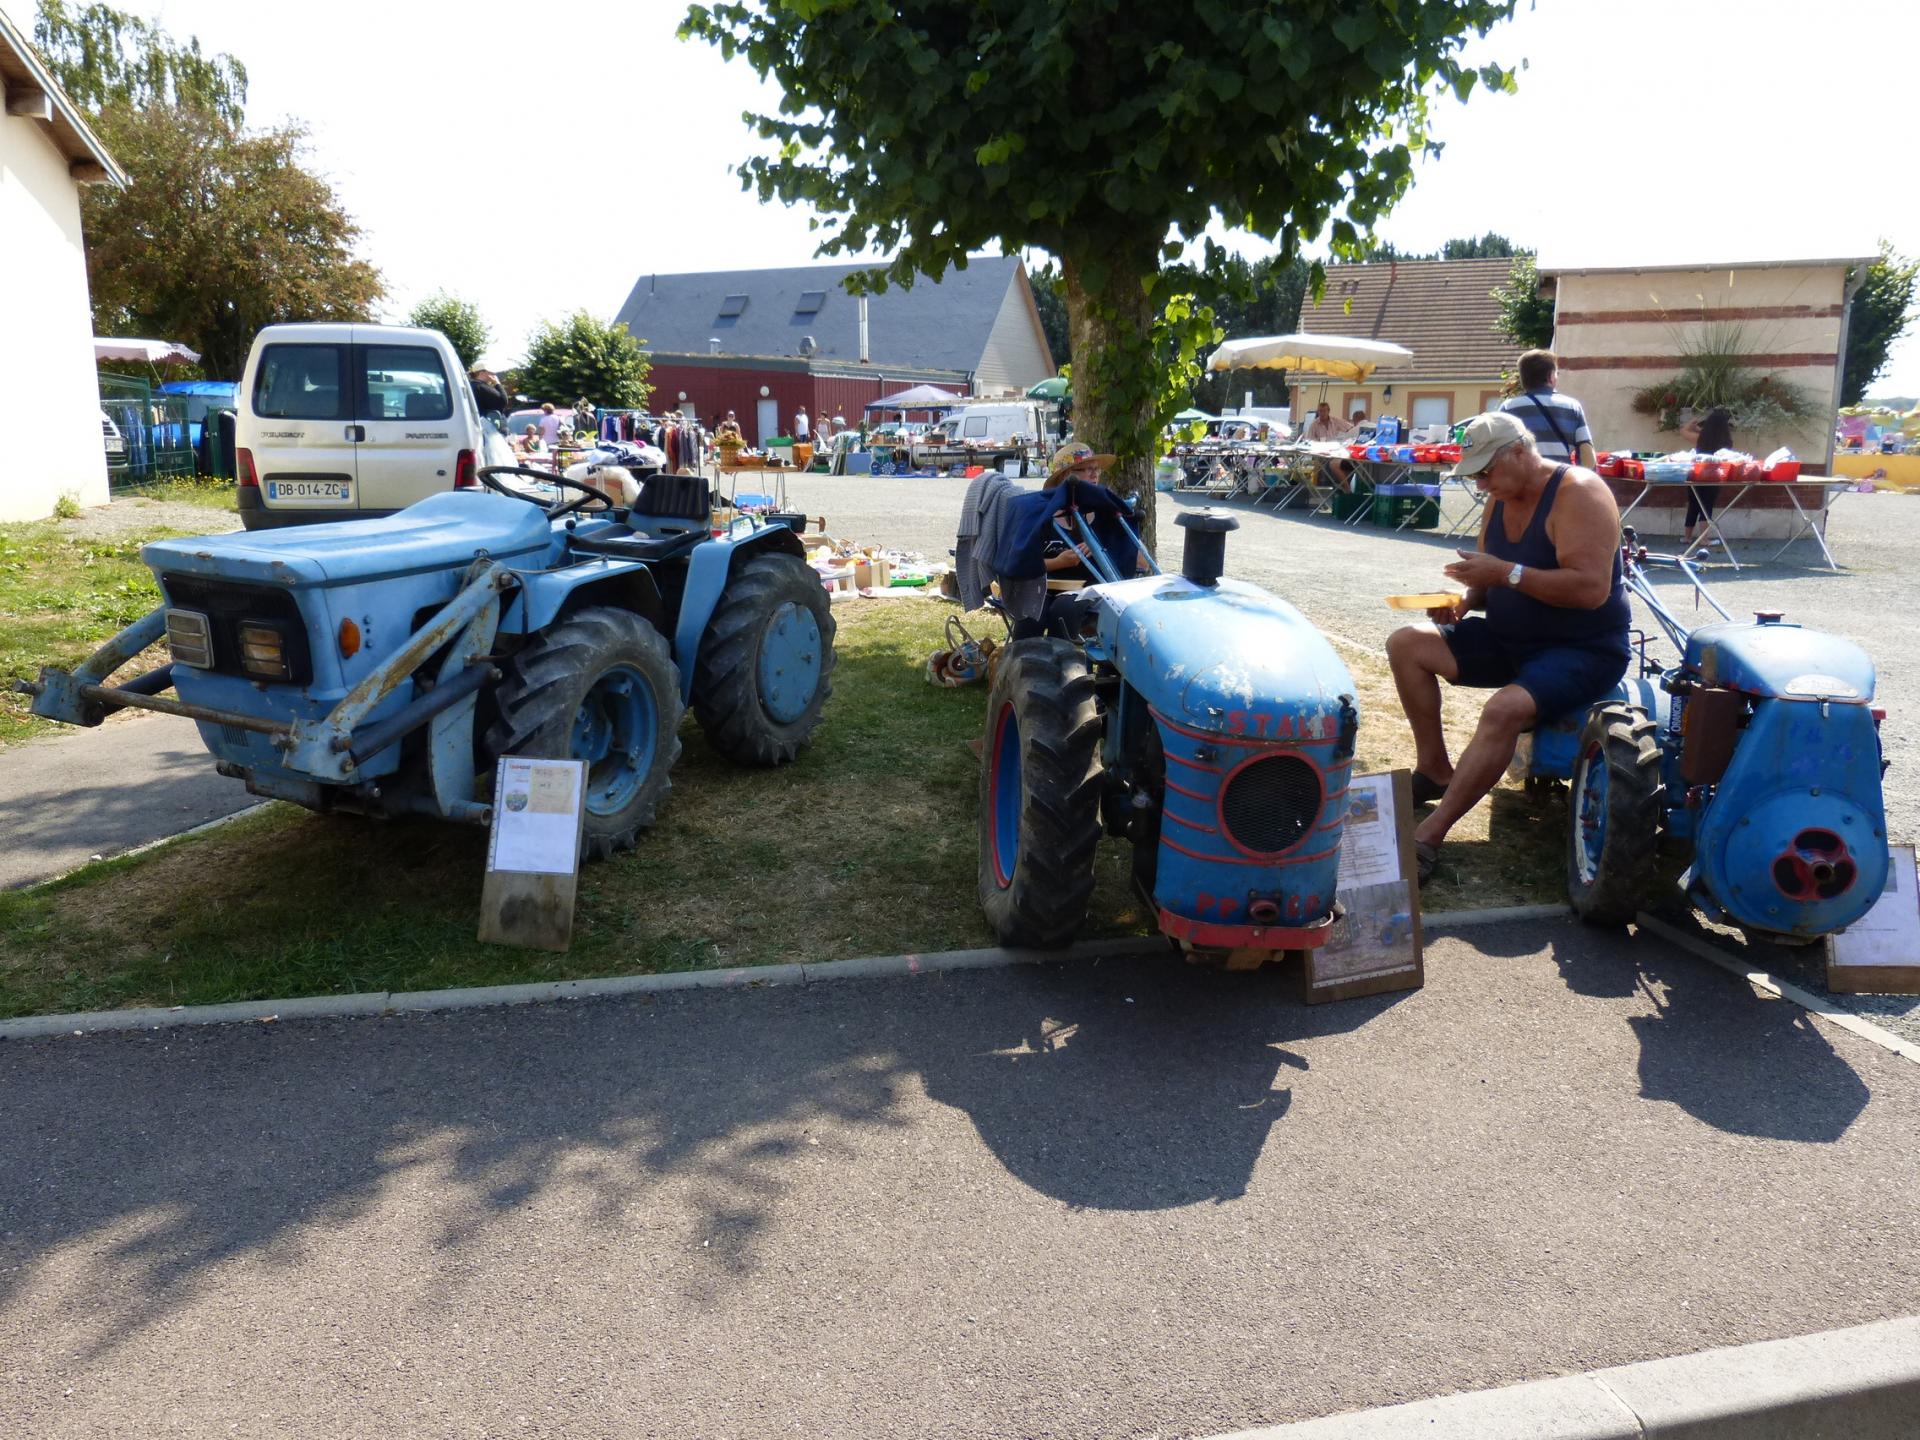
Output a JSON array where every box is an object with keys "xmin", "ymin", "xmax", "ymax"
[{"xmin": 1220, "ymin": 754, "xmax": 1321, "ymax": 855}]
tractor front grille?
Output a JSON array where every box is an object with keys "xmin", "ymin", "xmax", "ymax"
[{"xmin": 1220, "ymin": 753, "xmax": 1321, "ymax": 856}]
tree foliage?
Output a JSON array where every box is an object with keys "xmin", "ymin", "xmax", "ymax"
[
  {"xmin": 83, "ymin": 107, "xmax": 383, "ymax": 378},
  {"xmin": 36, "ymin": 2, "xmax": 382, "ymax": 380},
  {"xmin": 34, "ymin": 0, "xmax": 247, "ymax": 124},
  {"xmin": 1029, "ymin": 260, "xmax": 1071, "ymax": 369},
  {"xmin": 520, "ymin": 314, "xmax": 651, "ymax": 410},
  {"xmin": 1492, "ymin": 252, "xmax": 1554, "ymax": 351},
  {"xmin": 1842, "ymin": 243, "xmax": 1920, "ymax": 408},
  {"xmin": 408, "ymin": 293, "xmax": 491, "ymax": 371},
  {"xmin": 681, "ymin": 0, "xmax": 1520, "ymax": 546}
]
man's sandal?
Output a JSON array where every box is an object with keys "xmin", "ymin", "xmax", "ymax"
[
  {"xmin": 1410, "ymin": 771, "xmax": 1450, "ymax": 805},
  {"xmin": 1414, "ymin": 840, "xmax": 1441, "ymax": 886}
]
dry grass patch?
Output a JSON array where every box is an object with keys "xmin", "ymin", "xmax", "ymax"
[{"xmin": 0, "ymin": 600, "xmax": 1561, "ymax": 1019}]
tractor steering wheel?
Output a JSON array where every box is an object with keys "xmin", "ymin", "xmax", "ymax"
[{"xmin": 477, "ymin": 464, "xmax": 616, "ymax": 520}]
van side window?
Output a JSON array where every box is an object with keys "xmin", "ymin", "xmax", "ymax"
[
  {"xmin": 964, "ymin": 418, "xmax": 988, "ymax": 438},
  {"xmin": 359, "ymin": 345, "xmax": 451, "ymax": 422},
  {"xmin": 254, "ymin": 344, "xmax": 346, "ymax": 421}
]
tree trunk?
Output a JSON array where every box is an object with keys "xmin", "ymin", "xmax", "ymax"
[{"xmin": 1061, "ymin": 253, "xmax": 1159, "ymax": 559}]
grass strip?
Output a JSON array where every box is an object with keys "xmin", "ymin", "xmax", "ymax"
[
  {"xmin": 0, "ymin": 600, "xmax": 1565, "ymax": 1019},
  {"xmin": 0, "ymin": 485, "xmax": 238, "ymax": 746}
]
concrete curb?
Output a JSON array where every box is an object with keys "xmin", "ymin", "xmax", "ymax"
[
  {"xmin": 1207, "ymin": 1314, "xmax": 1920, "ymax": 1439},
  {"xmin": 0, "ymin": 906, "xmax": 1555, "ymax": 1041}
]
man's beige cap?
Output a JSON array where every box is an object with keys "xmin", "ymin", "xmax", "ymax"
[{"xmin": 1448, "ymin": 410, "xmax": 1532, "ymax": 477}]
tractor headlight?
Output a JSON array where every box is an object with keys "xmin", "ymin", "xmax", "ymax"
[
  {"xmin": 237, "ymin": 620, "xmax": 292, "ymax": 680},
  {"xmin": 165, "ymin": 609, "xmax": 213, "ymax": 669}
]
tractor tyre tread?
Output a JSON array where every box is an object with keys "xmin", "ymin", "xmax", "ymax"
[
  {"xmin": 692, "ymin": 550, "xmax": 838, "ymax": 766},
  {"xmin": 978, "ymin": 638, "xmax": 1104, "ymax": 948},
  {"xmin": 483, "ymin": 606, "xmax": 683, "ymax": 861},
  {"xmin": 1567, "ymin": 700, "xmax": 1664, "ymax": 926}
]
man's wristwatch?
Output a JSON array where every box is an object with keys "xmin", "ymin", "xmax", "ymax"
[{"xmin": 1506, "ymin": 562, "xmax": 1526, "ymax": 587}]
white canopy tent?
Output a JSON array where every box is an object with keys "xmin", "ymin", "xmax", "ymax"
[
  {"xmin": 1206, "ymin": 333, "xmax": 1413, "ymax": 383},
  {"xmin": 93, "ymin": 336, "xmax": 202, "ymax": 365}
]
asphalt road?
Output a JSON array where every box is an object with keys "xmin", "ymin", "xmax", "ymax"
[
  {"xmin": 0, "ymin": 711, "xmax": 255, "ymax": 889},
  {"xmin": 4, "ymin": 919, "xmax": 1918, "ymax": 1439}
]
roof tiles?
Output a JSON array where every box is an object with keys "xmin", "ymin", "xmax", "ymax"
[{"xmin": 1298, "ymin": 258, "xmax": 1519, "ymax": 382}]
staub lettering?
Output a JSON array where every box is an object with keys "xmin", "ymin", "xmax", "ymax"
[
  {"xmin": 404, "ymin": 432, "xmax": 451, "ymax": 440},
  {"xmin": 260, "ymin": 431, "xmax": 304, "ymax": 439}
]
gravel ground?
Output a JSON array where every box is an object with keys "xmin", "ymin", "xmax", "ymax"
[
  {"xmin": 66, "ymin": 494, "xmax": 241, "ymax": 540},
  {"xmin": 783, "ymin": 472, "xmax": 1920, "ymax": 1042}
]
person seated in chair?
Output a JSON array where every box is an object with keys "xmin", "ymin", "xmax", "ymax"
[{"xmin": 1385, "ymin": 412, "xmax": 1630, "ymax": 884}]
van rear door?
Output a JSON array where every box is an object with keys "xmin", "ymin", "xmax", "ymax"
[
  {"xmin": 249, "ymin": 341, "xmax": 360, "ymax": 516},
  {"xmin": 351, "ymin": 338, "xmax": 465, "ymax": 512}
]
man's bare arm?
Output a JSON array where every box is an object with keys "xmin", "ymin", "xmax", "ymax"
[{"xmin": 1532, "ymin": 474, "xmax": 1620, "ymax": 609}]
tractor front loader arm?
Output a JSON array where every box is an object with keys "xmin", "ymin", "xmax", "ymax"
[
  {"xmin": 277, "ymin": 558, "xmax": 512, "ymax": 804},
  {"xmin": 17, "ymin": 604, "xmax": 286, "ymax": 735}
]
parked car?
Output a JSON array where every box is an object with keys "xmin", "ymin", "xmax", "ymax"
[
  {"xmin": 236, "ymin": 323, "xmax": 501, "ymax": 529},
  {"xmin": 99, "ymin": 409, "xmax": 123, "ymax": 457}
]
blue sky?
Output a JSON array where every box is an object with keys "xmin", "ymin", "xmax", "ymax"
[{"xmin": 85, "ymin": 0, "xmax": 1920, "ymax": 398}]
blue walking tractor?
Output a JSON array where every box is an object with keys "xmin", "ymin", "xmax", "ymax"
[
  {"xmin": 979, "ymin": 503, "xmax": 1359, "ymax": 962},
  {"xmin": 1528, "ymin": 529, "xmax": 1888, "ymax": 940},
  {"xmin": 20, "ymin": 466, "xmax": 835, "ymax": 859}
]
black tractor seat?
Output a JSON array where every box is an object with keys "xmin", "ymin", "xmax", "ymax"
[{"xmin": 567, "ymin": 523, "xmax": 706, "ymax": 564}]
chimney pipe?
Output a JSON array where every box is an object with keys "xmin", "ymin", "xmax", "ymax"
[
  {"xmin": 708, "ymin": 337, "xmax": 720, "ymax": 355},
  {"xmin": 1174, "ymin": 510, "xmax": 1238, "ymax": 586},
  {"xmin": 858, "ymin": 296, "xmax": 869, "ymax": 364}
]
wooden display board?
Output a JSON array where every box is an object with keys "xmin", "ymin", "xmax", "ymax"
[
  {"xmin": 1828, "ymin": 844, "xmax": 1920, "ymax": 995},
  {"xmin": 1302, "ymin": 769, "xmax": 1426, "ymax": 1004},
  {"xmin": 478, "ymin": 757, "xmax": 587, "ymax": 953}
]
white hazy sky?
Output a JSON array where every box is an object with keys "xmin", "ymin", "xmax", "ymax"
[{"xmin": 91, "ymin": 0, "xmax": 1920, "ymax": 396}]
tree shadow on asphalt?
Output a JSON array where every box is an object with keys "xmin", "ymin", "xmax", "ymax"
[
  {"xmin": 0, "ymin": 954, "xmax": 1402, "ymax": 1358},
  {"xmin": 1550, "ymin": 923, "xmax": 1870, "ymax": 1144}
]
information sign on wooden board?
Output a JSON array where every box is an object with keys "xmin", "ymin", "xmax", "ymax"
[
  {"xmin": 478, "ymin": 757, "xmax": 587, "ymax": 953},
  {"xmin": 1827, "ymin": 844, "xmax": 1920, "ymax": 995},
  {"xmin": 1303, "ymin": 769, "xmax": 1425, "ymax": 1004}
]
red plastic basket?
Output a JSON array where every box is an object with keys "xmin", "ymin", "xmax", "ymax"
[{"xmin": 1766, "ymin": 460, "xmax": 1802, "ymax": 482}]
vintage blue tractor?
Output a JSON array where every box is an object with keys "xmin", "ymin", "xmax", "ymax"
[
  {"xmin": 1530, "ymin": 530, "xmax": 1887, "ymax": 940},
  {"xmin": 20, "ymin": 466, "xmax": 835, "ymax": 858},
  {"xmin": 979, "ymin": 505, "xmax": 1359, "ymax": 961}
]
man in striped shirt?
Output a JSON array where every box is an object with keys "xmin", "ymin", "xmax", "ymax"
[{"xmin": 1499, "ymin": 350, "xmax": 1595, "ymax": 467}]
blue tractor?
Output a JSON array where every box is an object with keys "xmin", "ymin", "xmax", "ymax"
[
  {"xmin": 21, "ymin": 466, "xmax": 835, "ymax": 858},
  {"xmin": 1531, "ymin": 530, "xmax": 1888, "ymax": 940},
  {"xmin": 979, "ymin": 507, "xmax": 1360, "ymax": 962}
]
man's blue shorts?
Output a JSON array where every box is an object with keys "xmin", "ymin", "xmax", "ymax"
[{"xmin": 1441, "ymin": 617, "xmax": 1629, "ymax": 724}]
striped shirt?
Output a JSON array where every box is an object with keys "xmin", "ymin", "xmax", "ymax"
[{"xmin": 1500, "ymin": 388, "xmax": 1593, "ymax": 462}]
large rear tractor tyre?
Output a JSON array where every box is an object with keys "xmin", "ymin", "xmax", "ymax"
[
  {"xmin": 484, "ymin": 606, "xmax": 683, "ymax": 862},
  {"xmin": 978, "ymin": 639, "xmax": 1104, "ymax": 948},
  {"xmin": 1567, "ymin": 701, "xmax": 1664, "ymax": 926},
  {"xmin": 693, "ymin": 551, "xmax": 837, "ymax": 766}
]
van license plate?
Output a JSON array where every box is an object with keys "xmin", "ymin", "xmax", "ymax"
[{"xmin": 268, "ymin": 480, "xmax": 351, "ymax": 503}]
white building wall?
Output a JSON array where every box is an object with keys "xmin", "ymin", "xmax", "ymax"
[
  {"xmin": 0, "ymin": 103, "xmax": 109, "ymax": 521},
  {"xmin": 973, "ymin": 274, "xmax": 1055, "ymax": 394}
]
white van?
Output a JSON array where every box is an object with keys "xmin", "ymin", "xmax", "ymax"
[
  {"xmin": 237, "ymin": 323, "xmax": 498, "ymax": 529},
  {"xmin": 942, "ymin": 399, "xmax": 1057, "ymax": 446}
]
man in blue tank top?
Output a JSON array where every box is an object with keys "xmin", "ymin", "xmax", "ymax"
[{"xmin": 1386, "ymin": 411, "xmax": 1631, "ymax": 883}]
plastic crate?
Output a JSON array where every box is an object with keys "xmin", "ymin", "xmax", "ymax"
[
  {"xmin": 1331, "ymin": 487, "xmax": 1374, "ymax": 522},
  {"xmin": 1373, "ymin": 492, "xmax": 1440, "ymax": 529}
]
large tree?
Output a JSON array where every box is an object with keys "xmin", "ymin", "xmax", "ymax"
[
  {"xmin": 521, "ymin": 313, "xmax": 651, "ymax": 410},
  {"xmin": 408, "ymin": 292, "xmax": 492, "ymax": 371},
  {"xmin": 1842, "ymin": 243, "xmax": 1919, "ymax": 407},
  {"xmin": 683, "ymin": 2, "xmax": 1519, "ymax": 544},
  {"xmin": 34, "ymin": 2, "xmax": 382, "ymax": 380},
  {"xmin": 1491, "ymin": 252, "xmax": 1554, "ymax": 351}
]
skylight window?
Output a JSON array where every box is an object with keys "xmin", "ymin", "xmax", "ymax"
[
  {"xmin": 718, "ymin": 293, "xmax": 750, "ymax": 317},
  {"xmin": 794, "ymin": 290, "xmax": 826, "ymax": 315}
]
